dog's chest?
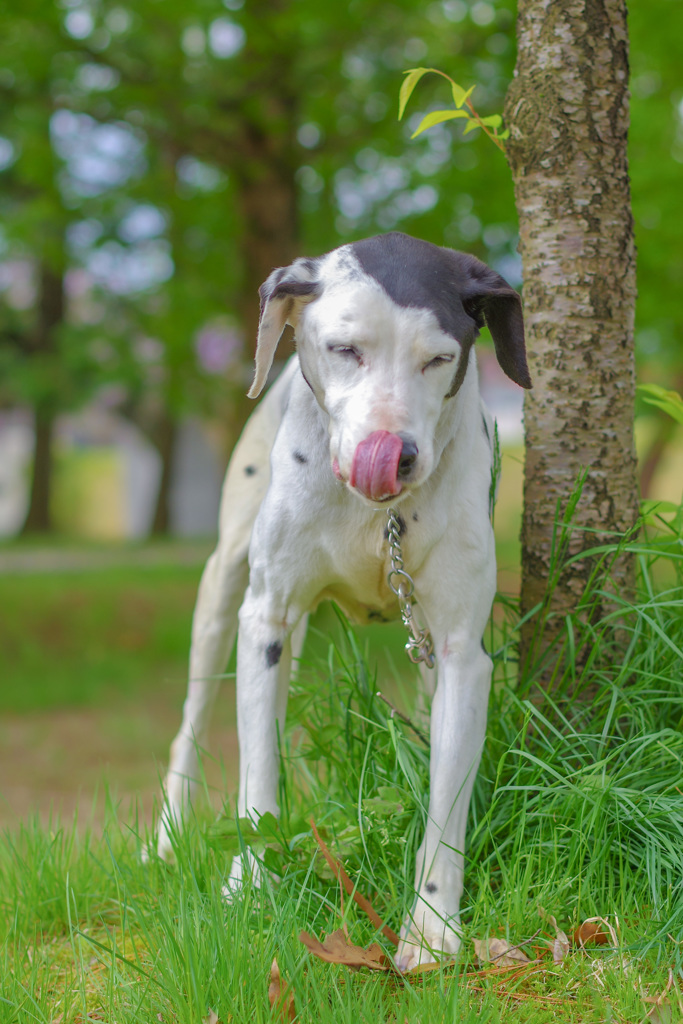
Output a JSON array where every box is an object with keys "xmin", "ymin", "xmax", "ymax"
[{"xmin": 314, "ymin": 507, "xmax": 424, "ymax": 625}]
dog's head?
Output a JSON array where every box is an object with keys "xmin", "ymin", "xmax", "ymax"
[{"xmin": 250, "ymin": 232, "xmax": 529, "ymax": 506}]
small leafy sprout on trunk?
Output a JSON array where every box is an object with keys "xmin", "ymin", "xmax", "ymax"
[{"xmin": 398, "ymin": 67, "xmax": 509, "ymax": 150}]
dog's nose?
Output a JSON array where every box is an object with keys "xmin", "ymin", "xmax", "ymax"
[{"xmin": 397, "ymin": 437, "xmax": 418, "ymax": 480}]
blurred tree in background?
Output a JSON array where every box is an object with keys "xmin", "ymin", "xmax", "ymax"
[{"xmin": 0, "ymin": 0, "xmax": 680, "ymax": 535}]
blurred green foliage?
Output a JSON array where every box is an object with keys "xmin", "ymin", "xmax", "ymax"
[
  {"xmin": 0, "ymin": 0, "xmax": 518, "ymax": 432},
  {"xmin": 0, "ymin": 0, "xmax": 680, "ymax": 465}
]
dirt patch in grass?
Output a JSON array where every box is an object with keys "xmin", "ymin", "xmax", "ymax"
[
  {"xmin": 0, "ymin": 684, "xmax": 238, "ymax": 833},
  {"xmin": 0, "ymin": 541, "xmax": 522, "ymax": 837}
]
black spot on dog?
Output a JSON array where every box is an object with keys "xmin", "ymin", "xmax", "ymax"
[
  {"xmin": 384, "ymin": 513, "xmax": 406, "ymax": 540},
  {"xmin": 244, "ymin": 465, "xmax": 258, "ymax": 476},
  {"xmin": 293, "ymin": 450, "xmax": 307, "ymax": 464},
  {"xmin": 368, "ymin": 609, "xmax": 388, "ymax": 623},
  {"xmin": 265, "ymin": 641, "xmax": 283, "ymax": 668},
  {"xmin": 412, "ymin": 512, "xmax": 419, "ymax": 522},
  {"xmin": 425, "ymin": 882, "xmax": 438, "ymax": 894}
]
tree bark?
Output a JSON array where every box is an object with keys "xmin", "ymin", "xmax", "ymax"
[
  {"xmin": 22, "ymin": 411, "xmax": 55, "ymax": 534},
  {"xmin": 21, "ymin": 262, "xmax": 65, "ymax": 535},
  {"xmin": 150, "ymin": 412, "xmax": 177, "ymax": 536},
  {"xmin": 504, "ymin": 0, "xmax": 640, "ymax": 671},
  {"xmin": 236, "ymin": 132, "xmax": 299, "ymax": 348}
]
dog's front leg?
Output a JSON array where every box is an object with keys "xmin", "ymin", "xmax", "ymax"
[
  {"xmin": 397, "ymin": 636, "xmax": 492, "ymax": 971},
  {"xmin": 227, "ymin": 583, "xmax": 296, "ymax": 885}
]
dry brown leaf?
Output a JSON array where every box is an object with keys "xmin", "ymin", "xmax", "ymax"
[
  {"xmin": 538, "ymin": 906, "xmax": 570, "ymax": 963},
  {"xmin": 299, "ymin": 928, "xmax": 392, "ymax": 972},
  {"xmin": 642, "ymin": 968, "xmax": 675, "ymax": 1024},
  {"xmin": 268, "ymin": 959, "xmax": 296, "ymax": 1022},
  {"xmin": 573, "ymin": 920, "xmax": 609, "ymax": 947},
  {"xmin": 472, "ymin": 937, "xmax": 531, "ymax": 969},
  {"xmin": 202, "ymin": 1010, "xmax": 219, "ymax": 1024},
  {"xmin": 646, "ymin": 1006, "xmax": 673, "ymax": 1024}
]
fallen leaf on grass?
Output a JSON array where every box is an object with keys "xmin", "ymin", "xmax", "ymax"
[
  {"xmin": 472, "ymin": 938, "xmax": 532, "ymax": 969},
  {"xmin": 300, "ymin": 928, "xmax": 392, "ymax": 972},
  {"xmin": 573, "ymin": 919, "xmax": 609, "ymax": 947},
  {"xmin": 538, "ymin": 906, "xmax": 570, "ymax": 963},
  {"xmin": 646, "ymin": 1007, "xmax": 673, "ymax": 1024},
  {"xmin": 202, "ymin": 1010, "xmax": 219, "ymax": 1024},
  {"xmin": 310, "ymin": 820, "xmax": 399, "ymax": 946},
  {"xmin": 268, "ymin": 959, "xmax": 296, "ymax": 1021},
  {"xmin": 642, "ymin": 967, "xmax": 675, "ymax": 1024}
]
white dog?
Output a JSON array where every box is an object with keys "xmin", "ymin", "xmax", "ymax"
[{"xmin": 157, "ymin": 232, "xmax": 530, "ymax": 970}]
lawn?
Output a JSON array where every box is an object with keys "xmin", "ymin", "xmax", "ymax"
[
  {"xmin": 2, "ymin": 575, "xmax": 683, "ymax": 1021},
  {"xmin": 2, "ymin": 471, "xmax": 683, "ymax": 1022}
]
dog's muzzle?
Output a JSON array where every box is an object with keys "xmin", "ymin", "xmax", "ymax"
[{"xmin": 349, "ymin": 431, "xmax": 417, "ymax": 502}]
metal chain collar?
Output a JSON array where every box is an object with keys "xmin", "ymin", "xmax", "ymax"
[{"xmin": 386, "ymin": 507, "xmax": 435, "ymax": 668}]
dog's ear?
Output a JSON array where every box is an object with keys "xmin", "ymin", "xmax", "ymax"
[
  {"xmin": 461, "ymin": 263, "xmax": 531, "ymax": 390},
  {"xmin": 248, "ymin": 261, "xmax": 320, "ymax": 399}
]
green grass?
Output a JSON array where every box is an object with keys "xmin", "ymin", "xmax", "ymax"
[
  {"xmin": 0, "ymin": 559, "xmax": 412, "ymax": 715},
  {"xmin": 0, "ymin": 562, "xmax": 204, "ymax": 712},
  {"xmin": 1, "ymin": 498, "xmax": 682, "ymax": 1022},
  {"xmin": 2, "ymin": 537, "xmax": 683, "ymax": 1022}
]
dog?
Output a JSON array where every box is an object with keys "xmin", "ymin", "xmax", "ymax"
[{"xmin": 156, "ymin": 231, "xmax": 530, "ymax": 970}]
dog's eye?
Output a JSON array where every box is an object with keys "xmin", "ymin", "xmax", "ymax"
[
  {"xmin": 328, "ymin": 344, "xmax": 362, "ymax": 364},
  {"xmin": 423, "ymin": 354, "xmax": 455, "ymax": 371}
]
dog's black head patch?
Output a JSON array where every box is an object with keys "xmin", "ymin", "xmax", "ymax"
[
  {"xmin": 352, "ymin": 232, "xmax": 479, "ymax": 347},
  {"xmin": 350, "ymin": 232, "xmax": 530, "ymax": 392}
]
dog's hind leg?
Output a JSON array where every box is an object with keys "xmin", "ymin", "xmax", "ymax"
[
  {"xmin": 155, "ymin": 364, "xmax": 296, "ymax": 861},
  {"xmin": 156, "ymin": 542, "xmax": 249, "ymax": 862}
]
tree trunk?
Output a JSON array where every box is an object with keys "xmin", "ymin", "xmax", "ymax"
[
  {"xmin": 504, "ymin": 0, "xmax": 640, "ymax": 672},
  {"xmin": 237, "ymin": 144, "xmax": 299, "ymax": 348},
  {"xmin": 22, "ymin": 411, "xmax": 54, "ymax": 534},
  {"xmin": 21, "ymin": 262, "xmax": 65, "ymax": 535},
  {"xmin": 150, "ymin": 413, "xmax": 177, "ymax": 536},
  {"xmin": 226, "ymin": 116, "xmax": 300, "ymax": 449}
]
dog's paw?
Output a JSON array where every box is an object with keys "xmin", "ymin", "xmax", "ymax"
[
  {"xmin": 156, "ymin": 834, "xmax": 178, "ymax": 865},
  {"xmin": 139, "ymin": 817, "xmax": 178, "ymax": 865},
  {"xmin": 223, "ymin": 851, "xmax": 262, "ymax": 895},
  {"xmin": 142, "ymin": 802, "xmax": 183, "ymax": 865},
  {"xmin": 396, "ymin": 901, "xmax": 462, "ymax": 972}
]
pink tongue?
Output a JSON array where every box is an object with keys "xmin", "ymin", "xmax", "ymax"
[{"xmin": 350, "ymin": 431, "xmax": 403, "ymax": 501}]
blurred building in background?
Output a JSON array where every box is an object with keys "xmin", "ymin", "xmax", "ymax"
[{"xmin": 0, "ymin": 407, "xmax": 222, "ymax": 540}]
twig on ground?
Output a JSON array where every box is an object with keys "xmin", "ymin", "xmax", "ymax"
[
  {"xmin": 310, "ymin": 818, "xmax": 400, "ymax": 946},
  {"xmin": 488, "ymin": 929, "xmax": 542, "ymax": 964}
]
